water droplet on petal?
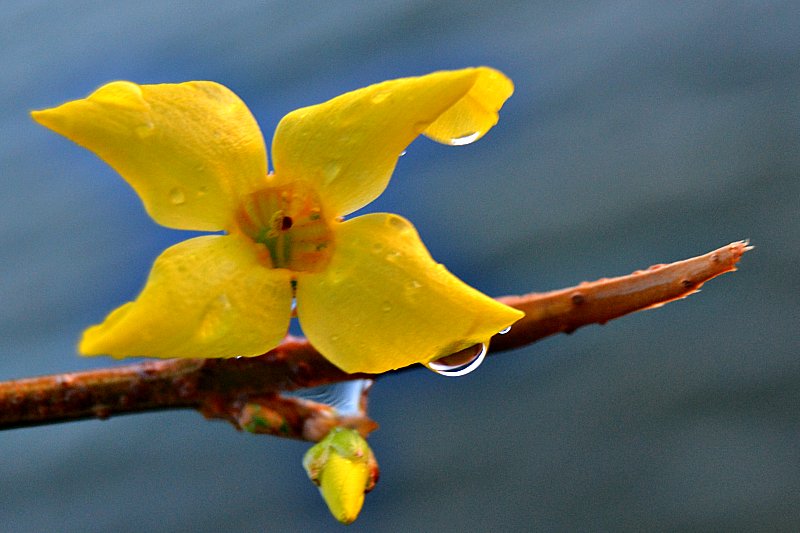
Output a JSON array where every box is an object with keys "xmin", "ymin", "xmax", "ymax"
[
  {"xmin": 197, "ymin": 294, "xmax": 232, "ymax": 341},
  {"xmin": 134, "ymin": 123, "xmax": 155, "ymax": 138},
  {"xmin": 399, "ymin": 150, "xmax": 407, "ymax": 157},
  {"xmin": 169, "ymin": 187, "xmax": 186, "ymax": 205},
  {"xmin": 291, "ymin": 297, "xmax": 298, "ymax": 316},
  {"xmin": 448, "ymin": 132, "xmax": 481, "ymax": 146},
  {"xmin": 498, "ymin": 326, "xmax": 511, "ymax": 335},
  {"xmin": 404, "ymin": 279, "xmax": 422, "ymax": 300},
  {"xmin": 324, "ymin": 161, "xmax": 342, "ymax": 185},
  {"xmin": 371, "ymin": 91, "xmax": 390, "ymax": 104},
  {"xmin": 386, "ymin": 215, "xmax": 408, "ymax": 230},
  {"xmin": 425, "ymin": 343, "xmax": 487, "ymax": 377}
]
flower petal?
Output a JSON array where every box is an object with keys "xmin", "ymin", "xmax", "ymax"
[
  {"xmin": 271, "ymin": 67, "xmax": 513, "ymax": 217},
  {"xmin": 296, "ymin": 213, "xmax": 524, "ymax": 374},
  {"xmin": 80, "ymin": 235, "xmax": 292, "ymax": 359},
  {"xmin": 422, "ymin": 67, "xmax": 514, "ymax": 145},
  {"xmin": 32, "ymin": 81, "xmax": 267, "ymax": 231}
]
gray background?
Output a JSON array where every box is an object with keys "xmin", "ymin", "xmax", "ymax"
[{"xmin": 1, "ymin": 1, "xmax": 798, "ymax": 531}]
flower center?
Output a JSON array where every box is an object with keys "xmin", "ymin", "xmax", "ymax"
[{"xmin": 234, "ymin": 180, "xmax": 333, "ymax": 272}]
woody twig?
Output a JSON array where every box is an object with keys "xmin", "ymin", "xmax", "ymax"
[{"xmin": 0, "ymin": 241, "xmax": 750, "ymax": 439}]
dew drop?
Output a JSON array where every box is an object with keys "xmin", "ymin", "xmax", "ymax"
[
  {"xmin": 323, "ymin": 161, "xmax": 342, "ymax": 185},
  {"xmin": 498, "ymin": 326, "xmax": 511, "ymax": 335},
  {"xmin": 371, "ymin": 91, "xmax": 389, "ymax": 104},
  {"xmin": 169, "ymin": 187, "xmax": 186, "ymax": 205},
  {"xmin": 404, "ymin": 279, "xmax": 422, "ymax": 300},
  {"xmin": 290, "ymin": 297, "xmax": 297, "ymax": 316},
  {"xmin": 448, "ymin": 132, "xmax": 481, "ymax": 146},
  {"xmin": 197, "ymin": 294, "xmax": 232, "ymax": 341},
  {"xmin": 134, "ymin": 123, "xmax": 155, "ymax": 138},
  {"xmin": 425, "ymin": 343, "xmax": 487, "ymax": 377},
  {"xmin": 399, "ymin": 150, "xmax": 407, "ymax": 157},
  {"xmin": 386, "ymin": 215, "xmax": 407, "ymax": 230}
]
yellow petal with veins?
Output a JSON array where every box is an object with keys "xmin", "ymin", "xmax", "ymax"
[
  {"xmin": 32, "ymin": 81, "xmax": 267, "ymax": 231},
  {"xmin": 271, "ymin": 67, "xmax": 513, "ymax": 218},
  {"xmin": 296, "ymin": 213, "xmax": 524, "ymax": 374},
  {"xmin": 80, "ymin": 235, "xmax": 292, "ymax": 359}
]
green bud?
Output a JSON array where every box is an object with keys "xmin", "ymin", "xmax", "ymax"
[{"xmin": 303, "ymin": 427, "xmax": 379, "ymax": 524}]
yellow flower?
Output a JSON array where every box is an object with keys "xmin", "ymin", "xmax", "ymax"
[{"xmin": 32, "ymin": 67, "xmax": 524, "ymax": 374}]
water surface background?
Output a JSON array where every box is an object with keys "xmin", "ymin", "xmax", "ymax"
[{"xmin": 1, "ymin": 1, "xmax": 798, "ymax": 531}]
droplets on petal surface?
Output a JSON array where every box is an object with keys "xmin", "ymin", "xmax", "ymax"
[
  {"xmin": 271, "ymin": 67, "xmax": 513, "ymax": 218},
  {"xmin": 80, "ymin": 235, "xmax": 293, "ymax": 359},
  {"xmin": 32, "ymin": 81, "xmax": 268, "ymax": 231},
  {"xmin": 296, "ymin": 213, "xmax": 524, "ymax": 374}
]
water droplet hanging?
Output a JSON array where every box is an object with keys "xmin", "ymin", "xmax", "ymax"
[{"xmin": 425, "ymin": 342, "xmax": 487, "ymax": 377}]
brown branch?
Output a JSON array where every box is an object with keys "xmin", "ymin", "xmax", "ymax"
[
  {"xmin": 490, "ymin": 240, "xmax": 751, "ymax": 351},
  {"xmin": 0, "ymin": 241, "xmax": 750, "ymax": 438}
]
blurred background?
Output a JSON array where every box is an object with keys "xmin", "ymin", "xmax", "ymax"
[{"xmin": 1, "ymin": 1, "xmax": 798, "ymax": 531}]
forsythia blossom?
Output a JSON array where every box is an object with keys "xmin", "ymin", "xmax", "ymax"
[{"xmin": 32, "ymin": 67, "xmax": 523, "ymax": 374}]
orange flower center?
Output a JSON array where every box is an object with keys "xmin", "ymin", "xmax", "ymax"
[{"xmin": 234, "ymin": 180, "xmax": 333, "ymax": 272}]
